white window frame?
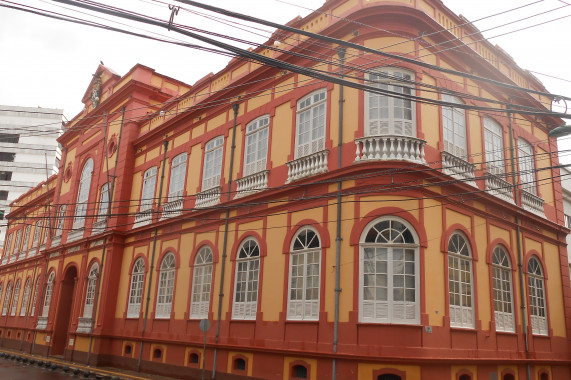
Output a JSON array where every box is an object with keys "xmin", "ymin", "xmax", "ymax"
[
  {"xmin": 55, "ymin": 205, "xmax": 66, "ymax": 237},
  {"xmin": 448, "ymin": 232, "xmax": 474, "ymax": 328},
  {"xmin": 287, "ymin": 228, "xmax": 321, "ymax": 321},
  {"xmin": 73, "ymin": 159, "xmax": 94, "ymax": 229},
  {"xmin": 156, "ymin": 253, "xmax": 176, "ymax": 319},
  {"xmin": 13, "ymin": 229, "xmax": 21, "ymax": 256},
  {"xmin": 82, "ymin": 263, "xmax": 99, "ymax": 318},
  {"xmin": 365, "ymin": 68, "xmax": 416, "ymax": 137},
  {"xmin": 2, "ymin": 281, "xmax": 12, "ymax": 316},
  {"xmin": 528, "ymin": 257, "xmax": 548, "ymax": 335},
  {"xmin": 41, "ymin": 272, "xmax": 55, "ymax": 318},
  {"xmin": 518, "ymin": 139, "xmax": 537, "ymax": 195},
  {"xmin": 359, "ymin": 216, "xmax": 420, "ymax": 324},
  {"xmin": 232, "ymin": 239, "xmax": 260, "ymax": 320},
  {"xmin": 492, "ymin": 246, "xmax": 515, "ymax": 332},
  {"xmin": 0, "ymin": 284, "xmax": 3, "ymax": 314},
  {"xmin": 168, "ymin": 153, "xmax": 188, "ymax": 201},
  {"xmin": 140, "ymin": 167, "xmax": 158, "ymax": 212},
  {"xmin": 4, "ymin": 233, "xmax": 12, "ymax": 258},
  {"xmin": 484, "ymin": 117, "xmax": 505, "ymax": 176},
  {"xmin": 32, "ymin": 221, "xmax": 42, "ymax": 250},
  {"xmin": 21, "ymin": 225, "xmax": 31, "ymax": 255},
  {"xmin": 244, "ymin": 115, "xmax": 270, "ymax": 176},
  {"xmin": 31, "ymin": 277, "xmax": 40, "ymax": 317},
  {"xmin": 127, "ymin": 258, "xmax": 145, "ymax": 318},
  {"xmin": 190, "ymin": 246, "xmax": 213, "ymax": 319},
  {"xmin": 10, "ymin": 279, "xmax": 21, "ymax": 316},
  {"xmin": 19, "ymin": 278, "xmax": 31, "ymax": 317},
  {"xmin": 295, "ymin": 89, "xmax": 327, "ymax": 158},
  {"xmin": 202, "ymin": 136, "xmax": 224, "ymax": 191},
  {"xmin": 442, "ymin": 94, "xmax": 467, "ymax": 157},
  {"xmin": 97, "ymin": 183, "xmax": 110, "ymax": 222}
]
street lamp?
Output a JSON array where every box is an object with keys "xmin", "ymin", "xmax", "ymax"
[{"xmin": 549, "ymin": 124, "xmax": 571, "ymax": 138}]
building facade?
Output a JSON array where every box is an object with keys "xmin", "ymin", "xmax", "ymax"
[
  {"xmin": 0, "ymin": 0, "xmax": 569, "ymax": 379},
  {"xmin": 0, "ymin": 106, "xmax": 63, "ymax": 247}
]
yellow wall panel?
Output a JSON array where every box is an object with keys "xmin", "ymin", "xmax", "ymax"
[
  {"xmin": 206, "ymin": 112, "xmax": 227, "ymax": 133},
  {"xmin": 247, "ymin": 89, "xmax": 272, "ymax": 113}
]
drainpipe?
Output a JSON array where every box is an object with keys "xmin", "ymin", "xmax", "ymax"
[
  {"xmin": 332, "ymin": 47, "xmax": 345, "ymax": 380},
  {"xmin": 507, "ymin": 108, "xmax": 530, "ymax": 380},
  {"xmin": 211, "ymin": 103, "xmax": 239, "ymax": 380},
  {"xmin": 86, "ymin": 107, "xmax": 125, "ymax": 365},
  {"xmin": 137, "ymin": 139, "xmax": 168, "ymax": 372}
]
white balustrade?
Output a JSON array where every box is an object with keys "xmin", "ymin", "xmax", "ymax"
[
  {"xmin": 76, "ymin": 317, "xmax": 93, "ymax": 333},
  {"xmin": 133, "ymin": 209, "xmax": 153, "ymax": 229},
  {"xmin": 160, "ymin": 198, "xmax": 184, "ymax": 220},
  {"xmin": 286, "ymin": 150, "xmax": 329, "ymax": 183},
  {"xmin": 51, "ymin": 235, "xmax": 61, "ymax": 247},
  {"xmin": 235, "ymin": 170, "xmax": 269, "ymax": 198},
  {"xmin": 441, "ymin": 151, "xmax": 476, "ymax": 186},
  {"xmin": 354, "ymin": 135, "xmax": 426, "ymax": 164},
  {"xmin": 67, "ymin": 227, "xmax": 84, "ymax": 243},
  {"xmin": 195, "ymin": 186, "xmax": 221, "ymax": 209},
  {"xmin": 485, "ymin": 172, "xmax": 514, "ymax": 204},
  {"xmin": 36, "ymin": 317, "xmax": 48, "ymax": 330},
  {"xmin": 521, "ymin": 189, "xmax": 545, "ymax": 216},
  {"xmin": 91, "ymin": 219, "xmax": 107, "ymax": 235}
]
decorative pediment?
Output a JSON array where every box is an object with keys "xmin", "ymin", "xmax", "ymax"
[{"xmin": 80, "ymin": 63, "xmax": 120, "ymax": 109}]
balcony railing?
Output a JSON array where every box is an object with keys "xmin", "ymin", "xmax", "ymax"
[
  {"xmin": 521, "ymin": 189, "xmax": 545, "ymax": 216},
  {"xmin": 36, "ymin": 317, "xmax": 48, "ymax": 330},
  {"xmin": 51, "ymin": 235, "xmax": 62, "ymax": 247},
  {"xmin": 67, "ymin": 227, "xmax": 84, "ymax": 243},
  {"xmin": 235, "ymin": 170, "xmax": 269, "ymax": 199},
  {"xmin": 195, "ymin": 186, "xmax": 221, "ymax": 209},
  {"xmin": 441, "ymin": 151, "xmax": 476, "ymax": 186},
  {"xmin": 133, "ymin": 209, "xmax": 153, "ymax": 229},
  {"xmin": 355, "ymin": 135, "xmax": 426, "ymax": 164},
  {"xmin": 76, "ymin": 317, "xmax": 93, "ymax": 333},
  {"xmin": 286, "ymin": 150, "xmax": 329, "ymax": 183},
  {"xmin": 160, "ymin": 198, "xmax": 184, "ymax": 220},
  {"xmin": 91, "ymin": 219, "xmax": 107, "ymax": 235},
  {"xmin": 485, "ymin": 172, "xmax": 514, "ymax": 204}
]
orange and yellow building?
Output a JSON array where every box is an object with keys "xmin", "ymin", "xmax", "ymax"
[{"xmin": 0, "ymin": 0, "xmax": 569, "ymax": 379}]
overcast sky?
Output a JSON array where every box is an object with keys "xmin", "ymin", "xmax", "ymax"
[{"xmin": 1, "ymin": 0, "xmax": 570, "ymax": 155}]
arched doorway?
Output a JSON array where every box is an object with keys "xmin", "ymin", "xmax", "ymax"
[{"xmin": 51, "ymin": 266, "xmax": 77, "ymax": 356}]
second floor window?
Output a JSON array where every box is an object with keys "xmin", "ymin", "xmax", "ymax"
[
  {"xmin": 13, "ymin": 229, "xmax": 21, "ymax": 255},
  {"xmin": 296, "ymin": 89, "xmax": 326, "ymax": 158},
  {"xmin": 168, "ymin": 153, "xmax": 188, "ymax": 201},
  {"xmin": 484, "ymin": 117, "xmax": 505, "ymax": 176},
  {"xmin": 73, "ymin": 159, "xmax": 94, "ymax": 229},
  {"xmin": 55, "ymin": 205, "xmax": 66, "ymax": 237},
  {"xmin": 140, "ymin": 167, "xmax": 158, "ymax": 212},
  {"xmin": 518, "ymin": 139, "xmax": 537, "ymax": 195},
  {"xmin": 366, "ymin": 69, "xmax": 415, "ymax": 137},
  {"xmin": 32, "ymin": 221, "xmax": 42, "ymax": 249},
  {"xmin": 202, "ymin": 136, "xmax": 224, "ymax": 191},
  {"xmin": 97, "ymin": 183, "xmax": 110, "ymax": 222},
  {"xmin": 244, "ymin": 116, "xmax": 269, "ymax": 176},
  {"xmin": 442, "ymin": 94, "xmax": 467, "ymax": 157}
]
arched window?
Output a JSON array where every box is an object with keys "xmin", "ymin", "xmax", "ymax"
[
  {"xmin": 448, "ymin": 232, "xmax": 474, "ymax": 328},
  {"xmin": 377, "ymin": 375, "xmax": 402, "ymax": 380},
  {"xmin": 127, "ymin": 258, "xmax": 145, "ymax": 318},
  {"xmin": 41, "ymin": 272, "xmax": 56, "ymax": 318},
  {"xmin": 32, "ymin": 221, "xmax": 42, "ymax": 251},
  {"xmin": 295, "ymin": 89, "xmax": 327, "ymax": 158},
  {"xmin": 12, "ymin": 229, "xmax": 21, "ymax": 258},
  {"xmin": 54, "ymin": 205, "xmax": 66, "ymax": 237},
  {"xmin": 2, "ymin": 281, "xmax": 12, "ymax": 316},
  {"xmin": 10, "ymin": 279, "xmax": 21, "ymax": 316},
  {"xmin": 30, "ymin": 277, "xmax": 41, "ymax": 317},
  {"xmin": 19, "ymin": 278, "xmax": 31, "ymax": 317},
  {"xmin": 360, "ymin": 217, "xmax": 419, "ymax": 324},
  {"xmin": 292, "ymin": 364, "xmax": 308, "ymax": 379},
  {"xmin": 528, "ymin": 256, "xmax": 547, "ymax": 335},
  {"xmin": 365, "ymin": 68, "xmax": 415, "ymax": 137},
  {"xmin": 244, "ymin": 115, "xmax": 269, "ymax": 176},
  {"xmin": 156, "ymin": 253, "xmax": 176, "ymax": 318},
  {"xmin": 288, "ymin": 228, "xmax": 321, "ymax": 320},
  {"xmin": 140, "ymin": 167, "xmax": 158, "ymax": 212},
  {"xmin": 3, "ymin": 233, "xmax": 12, "ymax": 259},
  {"xmin": 232, "ymin": 239, "xmax": 260, "ymax": 320},
  {"xmin": 492, "ymin": 246, "xmax": 514, "ymax": 332},
  {"xmin": 168, "ymin": 153, "xmax": 188, "ymax": 201},
  {"xmin": 21, "ymin": 225, "xmax": 31, "ymax": 257},
  {"xmin": 0, "ymin": 284, "xmax": 4, "ymax": 313},
  {"xmin": 82, "ymin": 263, "xmax": 99, "ymax": 318},
  {"xmin": 190, "ymin": 246, "xmax": 213, "ymax": 319},
  {"xmin": 518, "ymin": 138, "xmax": 537, "ymax": 195},
  {"xmin": 459, "ymin": 375, "xmax": 472, "ymax": 380},
  {"xmin": 73, "ymin": 159, "xmax": 94, "ymax": 229},
  {"xmin": 97, "ymin": 182, "xmax": 110, "ymax": 222},
  {"xmin": 442, "ymin": 94, "xmax": 467, "ymax": 157},
  {"xmin": 484, "ymin": 117, "xmax": 505, "ymax": 175},
  {"xmin": 202, "ymin": 136, "xmax": 224, "ymax": 191}
]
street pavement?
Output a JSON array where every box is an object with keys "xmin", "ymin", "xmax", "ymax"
[{"xmin": 0, "ymin": 357, "xmax": 80, "ymax": 379}]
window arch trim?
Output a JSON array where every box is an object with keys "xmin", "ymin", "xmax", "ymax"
[
  {"xmin": 230, "ymin": 231, "xmax": 267, "ymax": 260},
  {"xmin": 281, "ymin": 219, "xmax": 331, "ymax": 254}
]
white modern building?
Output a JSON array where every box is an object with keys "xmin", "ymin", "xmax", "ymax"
[{"xmin": 0, "ymin": 105, "xmax": 63, "ymax": 247}]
